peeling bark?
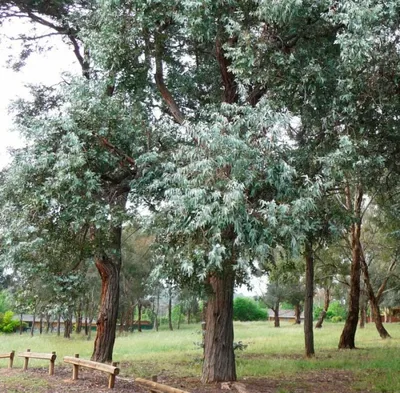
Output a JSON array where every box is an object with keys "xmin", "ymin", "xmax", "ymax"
[
  {"xmin": 91, "ymin": 225, "xmax": 122, "ymax": 363},
  {"xmin": 202, "ymin": 265, "xmax": 236, "ymax": 383}
]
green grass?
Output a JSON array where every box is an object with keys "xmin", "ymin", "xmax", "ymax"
[{"xmin": 0, "ymin": 321, "xmax": 399, "ymax": 392}]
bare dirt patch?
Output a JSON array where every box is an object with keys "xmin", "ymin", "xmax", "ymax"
[{"xmin": 0, "ymin": 368, "xmax": 371, "ymax": 393}]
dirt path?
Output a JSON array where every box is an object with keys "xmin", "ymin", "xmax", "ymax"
[{"xmin": 0, "ymin": 368, "xmax": 371, "ymax": 393}]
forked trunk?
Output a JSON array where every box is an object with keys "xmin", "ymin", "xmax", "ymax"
[
  {"xmin": 361, "ymin": 248, "xmax": 391, "ymax": 339},
  {"xmin": 338, "ymin": 185, "xmax": 362, "ymax": 349},
  {"xmin": 202, "ymin": 267, "xmax": 236, "ymax": 383},
  {"xmin": 315, "ymin": 288, "xmax": 330, "ymax": 329},
  {"xmin": 304, "ymin": 241, "xmax": 315, "ymax": 357}
]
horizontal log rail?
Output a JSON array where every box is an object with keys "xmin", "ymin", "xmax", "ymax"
[
  {"xmin": 0, "ymin": 350, "xmax": 15, "ymax": 368},
  {"xmin": 18, "ymin": 349, "xmax": 57, "ymax": 375},
  {"xmin": 135, "ymin": 377, "xmax": 190, "ymax": 393},
  {"xmin": 64, "ymin": 354, "xmax": 120, "ymax": 389}
]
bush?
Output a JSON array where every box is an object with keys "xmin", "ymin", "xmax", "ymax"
[
  {"xmin": 331, "ymin": 316, "xmax": 343, "ymax": 323},
  {"xmin": 0, "ymin": 311, "xmax": 24, "ymax": 333},
  {"xmin": 313, "ymin": 301, "xmax": 347, "ymax": 321},
  {"xmin": 233, "ymin": 297, "xmax": 267, "ymax": 321}
]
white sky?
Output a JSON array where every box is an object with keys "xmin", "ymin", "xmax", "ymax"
[{"xmin": 0, "ymin": 19, "xmax": 80, "ymax": 168}]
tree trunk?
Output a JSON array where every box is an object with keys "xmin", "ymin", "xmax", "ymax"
[
  {"xmin": 39, "ymin": 313, "xmax": 43, "ymax": 335},
  {"xmin": 294, "ymin": 304, "xmax": 301, "ymax": 324},
  {"xmin": 64, "ymin": 318, "xmax": 72, "ymax": 339},
  {"xmin": 91, "ymin": 248, "xmax": 121, "ymax": 362},
  {"xmin": 57, "ymin": 314, "xmax": 61, "ymax": 336},
  {"xmin": 30, "ymin": 314, "xmax": 36, "ymax": 337},
  {"xmin": 138, "ymin": 303, "xmax": 143, "ymax": 333},
  {"xmin": 76, "ymin": 304, "xmax": 83, "ymax": 334},
  {"xmin": 273, "ymin": 305, "xmax": 280, "ymax": 328},
  {"xmin": 359, "ymin": 300, "xmax": 367, "ymax": 329},
  {"xmin": 315, "ymin": 288, "xmax": 330, "ymax": 329},
  {"xmin": 361, "ymin": 248, "xmax": 392, "ymax": 338},
  {"xmin": 304, "ymin": 240, "xmax": 315, "ymax": 358},
  {"xmin": 45, "ymin": 314, "xmax": 51, "ymax": 333},
  {"xmin": 168, "ymin": 288, "xmax": 173, "ymax": 331},
  {"xmin": 155, "ymin": 292, "xmax": 160, "ymax": 332},
  {"xmin": 19, "ymin": 313, "xmax": 23, "ymax": 335},
  {"xmin": 202, "ymin": 268, "xmax": 236, "ymax": 383},
  {"xmin": 338, "ymin": 185, "xmax": 362, "ymax": 349},
  {"xmin": 177, "ymin": 305, "xmax": 182, "ymax": 329}
]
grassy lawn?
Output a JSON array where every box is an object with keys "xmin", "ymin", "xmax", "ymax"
[{"xmin": 0, "ymin": 321, "xmax": 399, "ymax": 392}]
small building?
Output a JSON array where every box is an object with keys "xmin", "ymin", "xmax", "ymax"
[{"xmin": 268, "ymin": 309, "xmax": 304, "ymax": 323}]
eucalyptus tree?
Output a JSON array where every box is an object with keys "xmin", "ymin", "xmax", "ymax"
[{"xmin": 0, "ymin": 75, "xmax": 149, "ymax": 361}]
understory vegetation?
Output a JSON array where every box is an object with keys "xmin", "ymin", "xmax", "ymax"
[{"xmin": 0, "ymin": 322, "xmax": 399, "ymax": 392}]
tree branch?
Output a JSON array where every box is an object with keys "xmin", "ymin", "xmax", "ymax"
[{"xmin": 154, "ymin": 33, "xmax": 185, "ymax": 125}]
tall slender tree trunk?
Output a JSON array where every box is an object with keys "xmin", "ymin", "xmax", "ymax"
[
  {"xmin": 168, "ymin": 288, "xmax": 173, "ymax": 331},
  {"xmin": 294, "ymin": 304, "xmax": 301, "ymax": 324},
  {"xmin": 19, "ymin": 313, "xmax": 23, "ymax": 335},
  {"xmin": 202, "ymin": 266, "xmax": 236, "ymax": 383},
  {"xmin": 361, "ymin": 252, "xmax": 391, "ymax": 338},
  {"xmin": 76, "ymin": 304, "xmax": 83, "ymax": 334},
  {"xmin": 315, "ymin": 287, "xmax": 330, "ymax": 329},
  {"xmin": 138, "ymin": 303, "xmax": 143, "ymax": 332},
  {"xmin": 91, "ymin": 225, "xmax": 122, "ymax": 363},
  {"xmin": 39, "ymin": 313, "xmax": 43, "ymax": 335},
  {"xmin": 304, "ymin": 240, "xmax": 315, "ymax": 358},
  {"xmin": 338, "ymin": 185, "xmax": 363, "ymax": 349},
  {"xmin": 359, "ymin": 298, "xmax": 367, "ymax": 329},
  {"xmin": 155, "ymin": 292, "xmax": 160, "ymax": 332},
  {"xmin": 57, "ymin": 314, "xmax": 61, "ymax": 336},
  {"xmin": 45, "ymin": 313, "xmax": 51, "ymax": 334},
  {"xmin": 30, "ymin": 314, "xmax": 36, "ymax": 337},
  {"xmin": 273, "ymin": 305, "xmax": 280, "ymax": 328}
]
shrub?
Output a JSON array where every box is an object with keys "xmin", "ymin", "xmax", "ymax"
[
  {"xmin": 233, "ymin": 297, "xmax": 267, "ymax": 321},
  {"xmin": 0, "ymin": 311, "xmax": 23, "ymax": 333},
  {"xmin": 313, "ymin": 301, "xmax": 347, "ymax": 321},
  {"xmin": 331, "ymin": 316, "xmax": 343, "ymax": 323}
]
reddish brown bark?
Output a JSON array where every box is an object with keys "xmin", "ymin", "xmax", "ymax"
[
  {"xmin": 361, "ymin": 251, "xmax": 391, "ymax": 338},
  {"xmin": 304, "ymin": 241, "xmax": 315, "ymax": 357},
  {"xmin": 91, "ymin": 226, "xmax": 122, "ymax": 363},
  {"xmin": 338, "ymin": 185, "xmax": 363, "ymax": 349},
  {"xmin": 202, "ymin": 267, "xmax": 236, "ymax": 383}
]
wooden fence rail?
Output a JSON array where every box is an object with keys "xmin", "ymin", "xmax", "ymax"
[
  {"xmin": 0, "ymin": 350, "xmax": 15, "ymax": 368},
  {"xmin": 18, "ymin": 349, "xmax": 57, "ymax": 375},
  {"xmin": 135, "ymin": 377, "xmax": 190, "ymax": 393},
  {"xmin": 64, "ymin": 354, "xmax": 120, "ymax": 389}
]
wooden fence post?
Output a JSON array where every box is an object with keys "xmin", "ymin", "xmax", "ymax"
[
  {"xmin": 49, "ymin": 352, "xmax": 56, "ymax": 376},
  {"xmin": 9, "ymin": 351, "xmax": 15, "ymax": 369},
  {"xmin": 23, "ymin": 349, "xmax": 30, "ymax": 371},
  {"xmin": 72, "ymin": 354, "xmax": 79, "ymax": 380}
]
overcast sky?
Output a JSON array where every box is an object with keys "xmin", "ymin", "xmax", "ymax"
[{"xmin": 0, "ymin": 19, "xmax": 79, "ymax": 168}]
